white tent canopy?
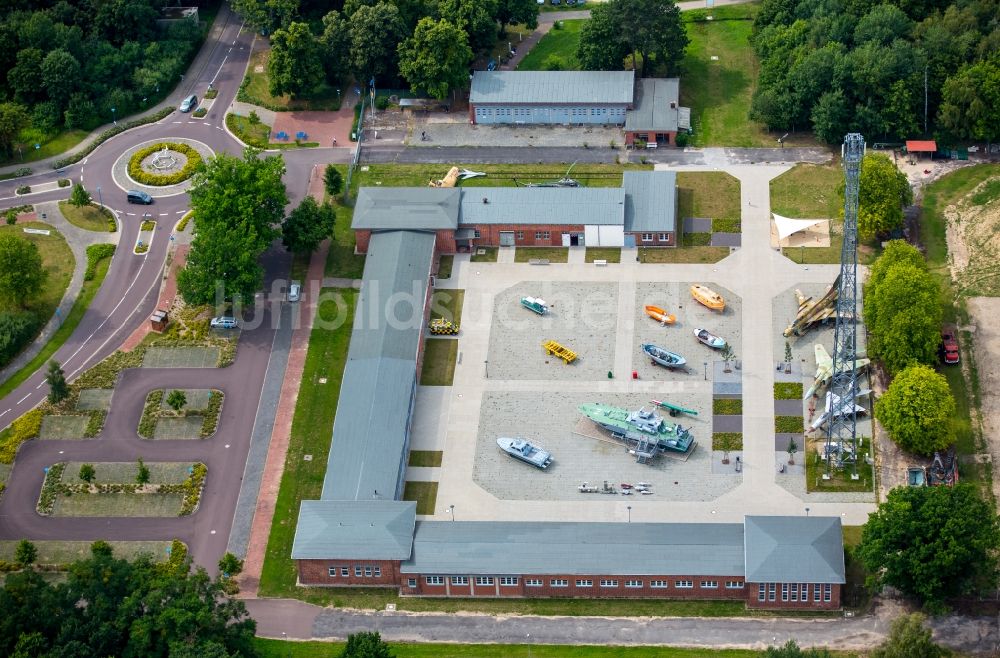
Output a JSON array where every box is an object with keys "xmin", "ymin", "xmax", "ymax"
[{"xmin": 772, "ymin": 213, "xmax": 826, "ymax": 240}]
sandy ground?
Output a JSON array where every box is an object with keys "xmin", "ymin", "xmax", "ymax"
[
  {"xmin": 472, "ymin": 390, "xmax": 740, "ymax": 502},
  {"xmin": 631, "ymin": 282, "xmax": 742, "ymax": 381},
  {"xmin": 486, "ymin": 280, "xmax": 618, "ymax": 380},
  {"xmin": 967, "ymin": 298, "xmax": 1000, "ymax": 502},
  {"xmin": 943, "ymin": 176, "xmax": 1000, "ymax": 296}
]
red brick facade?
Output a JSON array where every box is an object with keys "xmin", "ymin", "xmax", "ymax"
[
  {"xmin": 745, "ymin": 582, "xmax": 842, "ymax": 610},
  {"xmin": 631, "ymin": 231, "xmax": 676, "ymax": 247},
  {"xmin": 298, "ymin": 559, "xmax": 402, "ymax": 587},
  {"xmin": 466, "ymin": 224, "xmax": 586, "ymax": 248},
  {"xmin": 625, "ymin": 131, "xmax": 677, "ymax": 147}
]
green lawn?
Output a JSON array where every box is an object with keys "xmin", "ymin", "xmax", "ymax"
[
  {"xmin": 258, "ymin": 289, "xmax": 358, "ymax": 600},
  {"xmin": 0, "ymin": 540, "xmax": 174, "ymax": 565},
  {"xmin": 470, "ymin": 247, "xmax": 498, "ymax": 262},
  {"xmin": 58, "ymin": 202, "xmax": 114, "ymax": 232},
  {"xmin": 437, "ymin": 255, "xmax": 454, "ymax": 279},
  {"xmin": 0, "ymin": 246, "xmax": 111, "ymax": 398},
  {"xmin": 226, "ymin": 113, "xmax": 271, "ymax": 149},
  {"xmin": 770, "ymin": 163, "xmax": 843, "ymax": 219},
  {"xmin": 253, "ymin": 638, "xmax": 772, "ymax": 658},
  {"xmin": 585, "ymin": 247, "xmax": 621, "ymax": 263},
  {"xmin": 325, "ymin": 166, "xmax": 366, "ymax": 280},
  {"xmin": 402, "ymin": 480, "xmax": 439, "ymax": 515},
  {"xmin": 0, "ymin": 130, "xmax": 89, "ymax": 167},
  {"xmin": 514, "ymin": 247, "xmax": 569, "ymax": 263},
  {"xmin": 804, "ymin": 450, "xmax": 875, "ymax": 493},
  {"xmin": 639, "ymin": 246, "xmax": 729, "ymax": 264},
  {"xmin": 430, "ymin": 290, "xmax": 464, "ymax": 323},
  {"xmin": 676, "ymin": 172, "xmax": 741, "ymax": 219},
  {"xmin": 242, "ymin": 49, "xmax": 342, "ymax": 111},
  {"xmin": 408, "ymin": 450, "xmax": 443, "ymax": 467},
  {"xmin": 517, "ymin": 19, "xmax": 586, "ymax": 71},
  {"xmin": 420, "ymin": 339, "xmax": 458, "ymax": 386}
]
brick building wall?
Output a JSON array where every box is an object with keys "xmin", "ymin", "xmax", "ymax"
[
  {"xmin": 298, "ymin": 559, "xmax": 402, "ymax": 586},
  {"xmin": 356, "ymin": 229, "xmax": 371, "ymax": 253},
  {"xmin": 354, "ymin": 229, "xmax": 457, "ymax": 255},
  {"xmin": 745, "ymin": 582, "xmax": 841, "ymax": 610},
  {"xmin": 630, "ymin": 231, "xmax": 675, "ymax": 247},
  {"xmin": 465, "ymin": 223, "xmax": 587, "ymax": 248},
  {"xmin": 625, "ymin": 130, "xmax": 677, "ymax": 147}
]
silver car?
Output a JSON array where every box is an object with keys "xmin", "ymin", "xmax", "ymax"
[
  {"xmin": 210, "ymin": 316, "xmax": 237, "ymax": 329},
  {"xmin": 180, "ymin": 94, "xmax": 198, "ymax": 113}
]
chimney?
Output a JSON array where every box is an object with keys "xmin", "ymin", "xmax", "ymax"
[{"xmin": 670, "ymin": 101, "xmax": 676, "ymax": 109}]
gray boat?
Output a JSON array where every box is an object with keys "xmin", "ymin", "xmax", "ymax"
[{"xmin": 497, "ymin": 437, "xmax": 553, "ymax": 469}]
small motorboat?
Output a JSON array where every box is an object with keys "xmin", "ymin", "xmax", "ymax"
[
  {"xmin": 641, "ymin": 343, "xmax": 687, "ymax": 369},
  {"xmin": 690, "ymin": 284, "xmax": 725, "ymax": 311},
  {"xmin": 497, "ymin": 437, "xmax": 553, "ymax": 469},
  {"xmin": 620, "ymin": 483, "xmax": 633, "ymax": 489},
  {"xmin": 694, "ymin": 328, "xmax": 727, "ymax": 349},
  {"xmin": 644, "ymin": 305, "xmax": 676, "ymax": 325}
]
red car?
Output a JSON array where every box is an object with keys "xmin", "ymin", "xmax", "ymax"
[{"xmin": 940, "ymin": 329, "xmax": 960, "ymax": 364}]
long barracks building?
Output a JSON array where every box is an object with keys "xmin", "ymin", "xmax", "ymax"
[{"xmin": 289, "ymin": 225, "xmax": 847, "ymax": 609}]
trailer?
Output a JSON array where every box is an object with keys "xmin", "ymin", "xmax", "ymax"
[{"xmin": 543, "ymin": 340, "xmax": 577, "ymax": 364}]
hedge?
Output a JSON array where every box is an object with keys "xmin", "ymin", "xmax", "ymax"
[
  {"xmin": 179, "ymin": 463, "xmax": 207, "ymax": 515},
  {"xmin": 85, "ymin": 243, "xmax": 116, "ymax": 281},
  {"xmin": 192, "ymin": 108, "xmax": 207, "ymax": 118},
  {"xmin": 176, "ymin": 211, "xmax": 193, "ymax": 231},
  {"xmin": 712, "ymin": 398, "xmax": 743, "ymax": 415},
  {"xmin": 0, "ymin": 409, "xmax": 43, "ymax": 463},
  {"xmin": 15, "ymin": 185, "xmax": 30, "ymax": 195},
  {"xmin": 127, "ymin": 142, "xmax": 202, "ymax": 186},
  {"xmin": 775, "ymin": 415, "xmax": 804, "ymax": 433},
  {"xmin": 774, "ymin": 382, "xmax": 804, "ymax": 400},
  {"xmin": 52, "ymin": 107, "xmax": 175, "ymax": 169},
  {"xmin": 36, "ymin": 461, "xmax": 66, "ymax": 514},
  {"xmin": 712, "ymin": 432, "xmax": 743, "ymax": 451},
  {"xmin": 137, "ymin": 390, "xmax": 163, "ymax": 438},
  {"xmin": 57, "ymin": 178, "xmax": 71, "ymax": 188},
  {"xmin": 200, "ymin": 390, "xmax": 224, "ymax": 437},
  {"xmin": 0, "ymin": 311, "xmax": 41, "ymax": 367}
]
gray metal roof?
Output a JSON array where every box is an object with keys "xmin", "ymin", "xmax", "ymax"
[
  {"xmin": 401, "ymin": 521, "xmax": 745, "ymax": 576},
  {"xmin": 292, "ymin": 500, "xmax": 416, "ymax": 560},
  {"xmin": 353, "ymin": 187, "xmax": 460, "ymax": 231},
  {"xmin": 622, "ymin": 170, "xmax": 677, "ymax": 232},
  {"xmin": 459, "ymin": 187, "xmax": 625, "ymax": 226},
  {"xmin": 470, "ymin": 71, "xmax": 635, "ymax": 106},
  {"xmin": 321, "ymin": 231, "xmax": 436, "ymax": 501},
  {"xmin": 625, "ymin": 78, "xmax": 682, "ymax": 132},
  {"xmin": 744, "ymin": 516, "xmax": 846, "ymax": 584}
]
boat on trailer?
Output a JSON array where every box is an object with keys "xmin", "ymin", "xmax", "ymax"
[
  {"xmin": 497, "ymin": 437, "xmax": 553, "ymax": 469},
  {"xmin": 690, "ymin": 284, "xmax": 725, "ymax": 311},
  {"xmin": 641, "ymin": 343, "xmax": 687, "ymax": 369},
  {"xmin": 644, "ymin": 305, "xmax": 676, "ymax": 324},
  {"xmin": 693, "ymin": 328, "xmax": 727, "ymax": 349}
]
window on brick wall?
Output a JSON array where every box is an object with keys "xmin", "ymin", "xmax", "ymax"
[
  {"xmin": 374, "ymin": 566, "xmax": 381, "ymax": 577},
  {"xmin": 328, "ymin": 567, "xmax": 337, "ymax": 577},
  {"xmin": 727, "ymin": 581, "xmax": 744, "ymax": 589},
  {"xmin": 550, "ymin": 579, "xmax": 568, "ymax": 587},
  {"xmin": 625, "ymin": 579, "xmax": 643, "ymax": 588},
  {"xmin": 641, "ymin": 233, "xmax": 653, "ymax": 242},
  {"xmin": 575, "ymin": 579, "xmax": 593, "ymax": 587},
  {"xmin": 701, "ymin": 581, "xmax": 718, "ymax": 589},
  {"xmin": 365, "ymin": 566, "xmax": 372, "ymax": 577},
  {"xmin": 407, "ymin": 578, "xmax": 416, "ymax": 588},
  {"xmin": 451, "ymin": 576, "xmax": 468, "ymax": 586},
  {"xmin": 526, "ymin": 578, "xmax": 543, "ymax": 587},
  {"xmin": 658, "ymin": 233, "xmax": 669, "ymax": 241},
  {"xmin": 500, "ymin": 577, "xmax": 518, "ymax": 586},
  {"xmin": 650, "ymin": 580, "xmax": 669, "ymax": 588},
  {"xmin": 535, "ymin": 231, "xmax": 550, "ymax": 240},
  {"xmin": 814, "ymin": 585, "xmax": 821, "ymax": 602},
  {"xmin": 800, "ymin": 584, "xmax": 807, "ymax": 601},
  {"xmin": 675, "ymin": 580, "xmax": 693, "ymax": 589},
  {"xmin": 768, "ymin": 583, "xmax": 776, "ymax": 601},
  {"xmin": 474, "ymin": 229, "xmax": 481, "ymax": 238},
  {"xmin": 781, "ymin": 584, "xmax": 789, "ymax": 601},
  {"xmin": 790, "ymin": 583, "xmax": 798, "ymax": 601},
  {"xmin": 600, "ymin": 579, "xmax": 618, "ymax": 588},
  {"xmin": 824, "ymin": 584, "xmax": 831, "ymax": 602},
  {"xmin": 758, "ymin": 584, "xmax": 766, "ymax": 601},
  {"xmin": 516, "ymin": 231, "xmax": 524, "ymax": 241},
  {"xmin": 426, "ymin": 576, "xmax": 443, "ymax": 585},
  {"xmin": 476, "ymin": 576, "xmax": 494, "ymax": 586},
  {"xmin": 354, "ymin": 566, "xmax": 362, "ymax": 577}
]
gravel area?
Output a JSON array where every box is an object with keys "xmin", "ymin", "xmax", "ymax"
[
  {"xmin": 39, "ymin": 415, "xmax": 89, "ymax": 439},
  {"xmin": 76, "ymin": 389, "xmax": 114, "ymax": 411},
  {"xmin": 631, "ymin": 282, "xmax": 742, "ymax": 381},
  {"xmin": 472, "ymin": 390, "xmax": 740, "ymax": 502},
  {"xmin": 411, "ymin": 119, "xmax": 624, "ymax": 148},
  {"xmin": 487, "ymin": 281, "xmax": 617, "ymax": 380},
  {"xmin": 159, "ymin": 388, "xmax": 211, "ymax": 411}
]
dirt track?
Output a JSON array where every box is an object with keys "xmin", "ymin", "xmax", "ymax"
[{"xmin": 967, "ymin": 298, "xmax": 1000, "ymax": 502}]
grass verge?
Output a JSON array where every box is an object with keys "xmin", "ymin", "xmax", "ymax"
[
  {"xmin": 58, "ymin": 202, "xmax": 115, "ymax": 232},
  {"xmin": 585, "ymin": 247, "xmax": 621, "ymax": 263},
  {"xmin": 403, "ymin": 480, "xmax": 439, "ymax": 515},
  {"xmin": 0, "ymin": 130, "xmax": 89, "ymax": 167},
  {"xmin": 713, "ymin": 398, "xmax": 743, "ymax": 415},
  {"xmin": 470, "ymin": 247, "xmax": 498, "ymax": 262},
  {"xmin": 514, "ymin": 247, "xmax": 569, "ymax": 263},
  {"xmin": 516, "ymin": 19, "xmax": 585, "ymax": 71},
  {"xmin": 420, "ymin": 339, "xmax": 458, "ymax": 386},
  {"xmin": 437, "ymin": 255, "xmax": 454, "ymax": 279},
  {"xmin": 712, "ymin": 432, "xmax": 743, "ymax": 451},
  {"xmin": 430, "ymin": 290, "xmax": 464, "ymax": 323},
  {"xmin": 805, "ymin": 449, "xmax": 874, "ymax": 493},
  {"xmin": 239, "ymin": 49, "xmax": 343, "ymax": 111},
  {"xmin": 639, "ymin": 247, "xmax": 729, "ymax": 264},
  {"xmin": 677, "ymin": 172, "xmax": 741, "ymax": 220},
  {"xmin": 258, "ymin": 289, "xmax": 358, "ymax": 599},
  {"xmin": 770, "ymin": 163, "xmax": 843, "ymax": 219},
  {"xmin": 324, "ymin": 166, "xmax": 366, "ymax": 280},
  {"xmin": 408, "ymin": 450, "xmax": 443, "ymax": 467},
  {"xmin": 0, "ymin": 246, "xmax": 112, "ymax": 399},
  {"xmin": 0, "ymin": 540, "xmax": 175, "ymax": 566},
  {"xmin": 226, "ymin": 113, "xmax": 270, "ymax": 148},
  {"xmin": 349, "ymin": 163, "xmax": 649, "ymax": 193}
]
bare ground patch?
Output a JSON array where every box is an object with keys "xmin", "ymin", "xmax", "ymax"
[{"xmin": 967, "ymin": 297, "xmax": 1000, "ymax": 502}]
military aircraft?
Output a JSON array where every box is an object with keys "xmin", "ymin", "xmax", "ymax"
[
  {"xmin": 809, "ymin": 389, "xmax": 871, "ymax": 431},
  {"xmin": 804, "ymin": 344, "xmax": 870, "ymax": 399},
  {"xmin": 783, "ymin": 279, "xmax": 839, "ymax": 337}
]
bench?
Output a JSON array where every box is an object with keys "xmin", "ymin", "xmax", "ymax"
[
  {"xmin": 594, "ymin": 259, "xmax": 607, "ymax": 266},
  {"xmin": 528, "ymin": 259, "xmax": 550, "ymax": 265}
]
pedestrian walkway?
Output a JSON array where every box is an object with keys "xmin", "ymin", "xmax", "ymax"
[
  {"xmin": 119, "ymin": 245, "xmax": 188, "ymax": 352},
  {"xmin": 497, "ymin": 246, "xmax": 515, "ymax": 264},
  {"xmin": 567, "ymin": 246, "xmax": 585, "ymax": 264}
]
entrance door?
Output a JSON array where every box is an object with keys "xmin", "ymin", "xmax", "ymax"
[
  {"xmin": 624, "ymin": 234, "xmax": 636, "ymax": 248},
  {"xmin": 499, "ymin": 231, "xmax": 515, "ymax": 247},
  {"xmin": 561, "ymin": 233, "xmax": 571, "ymax": 246}
]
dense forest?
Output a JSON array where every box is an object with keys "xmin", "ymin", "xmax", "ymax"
[
  {"xmin": 0, "ymin": 0, "xmax": 209, "ymax": 157},
  {"xmin": 750, "ymin": 0, "xmax": 1000, "ymax": 144}
]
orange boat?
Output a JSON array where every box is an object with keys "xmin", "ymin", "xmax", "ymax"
[
  {"xmin": 644, "ymin": 305, "xmax": 676, "ymax": 324},
  {"xmin": 690, "ymin": 285, "xmax": 725, "ymax": 311}
]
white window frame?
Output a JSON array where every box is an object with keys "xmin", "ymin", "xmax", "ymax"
[
  {"xmin": 407, "ymin": 578, "xmax": 416, "ymax": 588},
  {"xmin": 641, "ymin": 233, "xmax": 654, "ymax": 242},
  {"xmin": 500, "ymin": 577, "xmax": 518, "ymax": 586},
  {"xmin": 526, "ymin": 578, "xmax": 543, "ymax": 587},
  {"xmin": 426, "ymin": 576, "xmax": 443, "ymax": 585},
  {"xmin": 328, "ymin": 567, "xmax": 337, "ymax": 577},
  {"xmin": 768, "ymin": 583, "xmax": 776, "ymax": 601},
  {"xmin": 451, "ymin": 576, "xmax": 468, "ymax": 586},
  {"xmin": 535, "ymin": 231, "xmax": 550, "ymax": 240},
  {"xmin": 658, "ymin": 233, "xmax": 669, "ymax": 241},
  {"xmin": 675, "ymin": 580, "xmax": 693, "ymax": 589},
  {"xmin": 354, "ymin": 566, "xmax": 362, "ymax": 577},
  {"xmin": 758, "ymin": 584, "xmax": 766, "ymax": 601},
  {"xmin": 475, "ymin": 576, "xmax": 494, "ymax": 586},
  {"xmin": 824, "ymin": 584, "xmax": 832, "ymax": 602},
  {"xmin": 781, "ymin": 583, "xmax": 789, "ymax": 601},
  {"xmin": 364, "ymin": 566, "xmax": 372, "ymax": 577},
  {"xmin": 625, "ymin": 579, "xmax": 643, "ymax": 588},
  {"xmin": 516, "ymin": 231, "xmax": 524, "ymax": 240},
  {"xmin": 726, "ymin": 581, "xmax": 744, "ymax": 589},
  {"xmin": 650, "ymin": 580, "xmax": 669, "ymax": 589},
  {"xmin": 373, "ymin": 566, "xmax": 381, "ymax": 577},
  {"xmin": 701, "ymin": 580, "xmax": 718, "ymax": 589},
  {"xmin": 600, "ymin": 579, "xmax": 618, "ymax": 588},
  {"xmin": 814, "ymin": 584, "xmax": 821, "ymax": 602},
  {"xmin": 550, "ymin": 579, "xmax": 568, "ymax": 588},
  {"xmin": 575, "ymin": 579, "xmax": 593, "ymax": 588},
  {"xmin": 474, "ymin": 229, "xmax": 481, "ymax": 238},
  {"xmin": 791, "ymin": 583, "xmax": 798, "ymax": 601},
  {"xmin": 340, "ymin": 567, "xmax": 349, "ymax": 577}
]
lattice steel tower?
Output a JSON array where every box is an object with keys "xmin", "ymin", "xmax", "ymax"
[{"xmin": 825, "ymin": 133, "xmax": 865, "ymax": 477}]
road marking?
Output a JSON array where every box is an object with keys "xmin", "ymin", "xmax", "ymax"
[
  {"xmin": 126, "ymin": 212, "xmax": 136, "ymax": 216},
  {"xmin": 0, "ymin": 410, "xmax": 8, "ymax": 418},
  {"xmin": 173, "ymin": 121, "xmax": 183, "ymax": 124},
  {"xmin": 17, "ymin": 394, "xmax": 29, "ymax": 404},
  {"xmin": 35, "ymin": 382, "xmax": 43, "ymax": 389},
  {"xmin": 175, "ymin": 210, "xmax": 186, "ymax": 214},
  {"xmin": 217, "ymin": 126, "xmax": 224, "ymax": 130},
  {"xmin": 159, "ymin": 213, "xmax": 168, "ymax": 216},
  {"xmin": 210, "ymin": 55, "xmax": 229, "ymax": 86},
  {"xmin": 83, "ymin": 158, "xmax": 88, "ymax": 165}
]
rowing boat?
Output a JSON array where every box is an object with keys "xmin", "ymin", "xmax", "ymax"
[
  {"xmin": 690, "ymin": 284, "xmax": 725, "ymax": 311},
  {"xmin": 641, "ymin": 343, "xmax": 687, "ymax": 369},
  {"xmin": 644, "ymin": 305, "xmax": 676, "ymax": 324},
  {"xmin": 693, "ymin": 328, "xmax": 726, "ymax": 349}
]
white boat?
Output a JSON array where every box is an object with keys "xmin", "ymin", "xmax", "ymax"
[
  {"xmin": 497, "ymin": 437, "xmax": 553, "ymax": 469},
  {"xmin": 693, "ymin": 328, "xmax": 727, "ymax": 349}
]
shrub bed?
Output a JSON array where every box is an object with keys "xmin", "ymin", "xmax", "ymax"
[
  {"xmin": 192, "ymin": 108, "xmax": 207, "ymax": 118},
  {"xmin": 85, "ymin": 244, "xmax": 116, "ymax": 280},
  {"xmin": 52, "ymin": 107, "xmax": 175, "ymax": 169},
  {"xmin": 179, "ymin": 463, "xmax": 207, "ymax": 515},
  {"xmin": 774, "ymin": 382, "xmax": 804, "ymax": 399},
  {"xmin": 15, "ymin": 185, "xmax": 30, "ymax": 195},
  {"xmin": 775, "ymin": 415, "xmax": 804, "ymax": 433},
  {"xmin": 204, "ymin": 89, "xmax": 218, "ymax": 99},
  {"xmin": 139, "ymin": 220, "xmax": 156, "ymax": 231},
  {"xmin": 84, "ymin": 411, "xmax": 105, "ymax": 437},
  {"xmin": 712, "ymin": 432, "xmax": 743, "ymax": 451},
  {"xmin": 200, "ymin": 391, "xmax": 223, "ymax": 437},
  {"xmin": 712, "ymin": 398, "xmax": 743, "ymax": 414},
  {"xmin": 135, "ymin": 243, "xmax": 149, "ymax": 254},
  {"xmin": 225, "ymin": 113, "xmax": 269, "ymax": 149},
  {"xmin": 36, "ymin": 461, "xmax": 66, "ymax": 514},
  {"xmin": 712, "ymin": 217, "xmax": 741, "ymax": 233},
  {"xmin": 57, "ymin": 178, "xmax": 71, "ymax": 188},
  {"xmin": 176, "ymin": 211, "xmax": 193, "ymax": 231},
  {"xmin": 0, "ymin": 410, "xmax": 43, "ymax": 463},
  {"xmin": 127, "ymin": 142, "xmax": 202, "ymax": 186},
  {"xmin": 682, "ymin": 231, "xmax": 712, "ymax": 247},
  {"xmin": 137, "ymin": 390, "xmax": 164, "ymax": 438}
]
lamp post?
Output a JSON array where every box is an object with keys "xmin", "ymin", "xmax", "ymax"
[
  {"xmin": 703, "ymin": 361, "xmax": 708, "ymax": 381},
  {"xmin": 96, "ymin": 186, "xmax": 103, "ymax": 208},
  {"xmin": 484, "ymin": 360, "xmax": 489, "ymax": 378},
  {"xmin": 449, "ymin": 504, "xmax": 455, "ymax": 521},
  {"xmin": 805, "ymin": 507, "xmax": 810, "ymax": 517},
  {"xmin": 111, "ymin": 107, "xmax": 116, "ymax": 125},
  {"xmin": 626, "ymin": 505, "xmax": 631, "ymax": 523}
]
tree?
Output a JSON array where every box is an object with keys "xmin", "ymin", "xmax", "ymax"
[
  {"xmin": 320, "ymin": 11, "xmax": 351, "ymax": 85},
  {"xmin": 341, "ymin": 632, "xmax": 393, "ymax": 658},
  {"xmin": 282, "ymin": 197, "xmax": 336, "ymax": 254},
  {"xmin": 870, "ymin": 614, "xmax": 946, "ymax": 658},
  {"xmin": 865, "ymin": 263, "xmax": 941, "ymax": 374},
  {"xmin": 69, "ymin": 183, "xmax": 92, "ymax": 208},
  {"xmin": 439, "ymin": 0, "xmax": 499, "ymax": 55},
  {"xmin": 267, "ymin": 22, "xmax": 324, "ymax": 98},
  {"xmin": 857, "ymin": 484, "xmax": 1000, "ymax": 609},
  {"xmin": 398, "ymin": 18, "xmax": 473, "ymax": 100},
  {"xmin": 875, "ymin": 364, "xmax": 955, "ymax": 456},
  {"xmin": 40, "ymin": 49, "xmax": 81, "ymax": 106},
  {"xmin": 786, "ymin": 437, "xmax": 798, "ymax": 464},
  {"xmin": 218, "ymin": 552, "xmax": 244, "ymax": 577},
  {"xmin": 938, "ymin": 56, "xmax": 1000, "ymax": 144},
  {"xmin": 78, "ymin": 463, "xmax": 96, "ymax": 484},
  {"xmin": 45, "ymin": 361, "xmax": 68, "ymax": 405},
  {"xmin": 14, "ymin": 540, "xmax": 36, "ymax": 567},
  {"xmin": 496, "ymin": 0, "xmax": 539, "ymax": 31},
  {"xmin": 577, "ymin": 4, "xmax": 631, "ymax": 71},
  {"xmin": 136, "ymin": 458, "xmax": 150, "ymax": 485},
  {"xmin": 857, "ymin": 151, "xmax": 912, "ymax": 239},
  {"xmin": 721, "ymin": 345, "xmax": 735, "ymax": 373},
  {"xmin": 7, "ymin": 49, "xmax": 44, "ymax": 104},
  {"xmin": 810, "ymin": 90, "xmax": 851, "ymax": 144},
  {"xmin": 178, "ymin": 148, "xmax": 287, "ymax": 305},
  {"xmin": 762, "ymin": 640, "xmax": 833, "ymax": 658},
  {"xmin": 609, "ymin": 0, "xmax": 688, "ymax": 76},
  {"xmin": 166, "ymin": 389, "xmax": 187, "ymax": 412},
  {"xmin": 349, "ymin": 3, "xmax": 407, "ymax": 83},
  {"xmin": 324, "ymin": 164, "xmax": 343, "ymax": 197},
  {"xmin": 0, "ymin": 235, "xmax": 46, "ymax": 309},
  {"xmin": 0, "ymin": 103, "xmax": 29, "ymax": 158},
  {"xmin": 853, "ymin": 5, "xmax": 913, "ymax": 46},
  {"xmin": 864, "ymin": 240, "xmax": 926, "ymax": 331}
]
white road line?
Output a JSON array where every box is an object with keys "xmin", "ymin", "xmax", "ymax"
[
  {"xmin": 35, "ymin": 382, "xmax": 43, "ymax": 389},
  {"xmin": 126, "ymin": 212, "xmax": 136, "ymax": 216},
  {"xmin": 210, "ymin": 55, "xmax": 229, "ymax": 86},
  {"xmin": 17, "ymin": 394, "xmax": 30, "ymax": 404},
  {"xmin": 0, "ymin": 410, "xmax": 8, "ymax": 418},
  {"xmin": 159, "ymin": 213, "xmax": 169, "ymax": 216},
  {"xmin": 173, "ymin": 121, "xmax": 183, "ymax": 124},
  {"xmin": 175, "ymin": 210, "xmax": 186, "ymax": 214}
]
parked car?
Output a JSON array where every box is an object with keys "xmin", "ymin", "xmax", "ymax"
[
  {"xmin": 288, "ymin": 281, "xmax": 301, "ymax": 302},
  {"xmin": 126, "ymin": 190, "xmax": 153, "ymax": 204},
  {"xmin": 210, "ymin": 316, "xmax": 238, "ymax": 329},
  {"xmin": 180, "ymin": 94, "xmax": 198, "ymax": 113},
  {"xmin": 940, "ymin": 329, "xmax": 959, "ymax": 364}
]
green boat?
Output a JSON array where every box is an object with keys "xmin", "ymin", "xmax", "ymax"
[{"xmin": 578, "ymin": 403, "xmax": 694, "ymax": 458}]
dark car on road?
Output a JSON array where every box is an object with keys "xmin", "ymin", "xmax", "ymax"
[
  {"xmin": 126, "ymin": 190, "xmax": 153, "ymax": 204},
  {"xmin": 940, "ymin": 329, "xmax": 960, "ymax": 364}
]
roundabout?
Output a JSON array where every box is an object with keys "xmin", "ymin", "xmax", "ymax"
[{"xmin": 113, "ymin": 137, "xmax": 215, "ymax": 197}]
